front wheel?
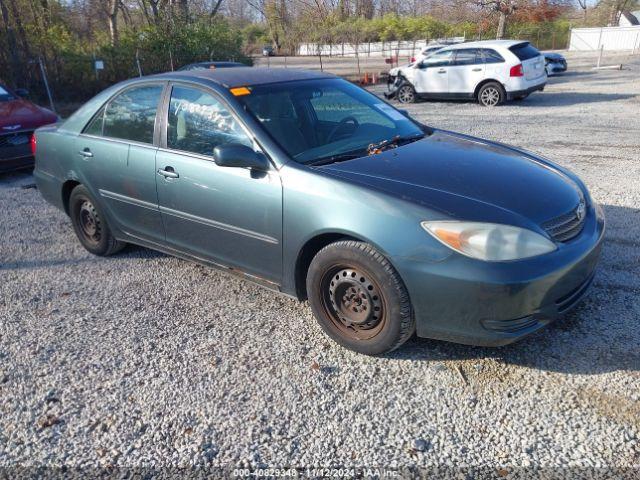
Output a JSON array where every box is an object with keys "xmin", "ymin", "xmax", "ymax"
[
  {"xmin": 306, "ymin": 240, "xmax": 414, "ymax": 355},
  {"xmin": 397, "ymin": 84, "xmax": 417, "ymax": 104},
  {"xmin": 477, "ymin": 82, "xmax": 505, "ymax": 107}
]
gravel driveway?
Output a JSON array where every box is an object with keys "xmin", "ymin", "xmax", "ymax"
[{"xmin": 1, "ymin": 55, "xmax": 639, "ymax": 476}]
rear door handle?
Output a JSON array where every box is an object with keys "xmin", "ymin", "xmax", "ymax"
[
  {"xmin": 157, "ymin": 166, "xmax": 179, "ymax": 179},
  {"xmin": 437, "ymin": 69, "xmax": 446, "ymax": 74},
  {"xmin": 472, "ymin": 68, "xmax": 482, "ymax": 72},
  {"xmin": 78, "ymin": 148, "xmax": 93, "ymax": 158}
]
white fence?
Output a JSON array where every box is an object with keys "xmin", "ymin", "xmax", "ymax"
[
  {"xmin": 569, "ymin": 26, "xmax": 640, "ymax": 51},
  {"xmin": 297, "ymin": 38, "xmax": 465, "ymax": 58}
]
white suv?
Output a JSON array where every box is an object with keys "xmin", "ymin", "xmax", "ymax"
[{"xmin": 386, "ymin": 40, "xmax": 547, "ymax": 106}]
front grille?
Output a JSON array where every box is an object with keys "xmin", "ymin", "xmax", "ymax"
[
  {"xmin": 0, "ymin": 131, "xmax": 32, "ymax": 149},
  {"xmin": 542, "ymin": 202, "xmax": 586, "ymax": 242}
]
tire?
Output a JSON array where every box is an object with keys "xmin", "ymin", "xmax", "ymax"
[
  {"xmin": 306, "ymin": 240, "xmax": 414, "ymax": 355},
  {"xmin": 396, "ymin": 83, "xmax": 416, "ymax": 104},
  {"xmin": 68, "ymin": 184, "xmax": 125, "ymax": 256},
  {"xmin": 477, "ymin": 82, "xmax": 505, "ymax": 107}
]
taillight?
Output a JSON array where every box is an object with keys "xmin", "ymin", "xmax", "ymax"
[
  {"xmin": 410, "ymin": 57, "xmax": 416, "ymax": 63},
  {"xmin": 510, "ymin": 64, "xmax": 524, "ymax": 77},
  {"xmin": 30, "ymin": 133, "xmax": 37, "ymax": 156}
]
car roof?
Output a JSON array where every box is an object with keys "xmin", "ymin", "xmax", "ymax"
[
  {"xmin": 150, "ymin": 67, "xmax": 336, "ymax": 88},
  {"xmin": 190, "ymin": 61, "xmax": 246, "ymax": 67},
  {"xmin": 443, "ymin": 39, "xmax": 529, "ymax": 50}
]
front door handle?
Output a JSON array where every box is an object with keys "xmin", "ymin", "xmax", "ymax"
[
  {"xmin": 78, "ymin": 148, "xmax": 93, "ymax": 158},
  {"xmin": 437, "ymin": 69, "xmax": 446, "ymax": 74},
  {"xmin": 157, "ymin": 166, "xmax": 179, "ymax": 179},
  {"xmin": 472, "ymin": 68, "xmax": 482, "ymax": 72}
]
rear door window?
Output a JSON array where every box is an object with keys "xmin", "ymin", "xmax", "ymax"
[
  {"xmin": 102, "ymin": 84, "xmax": 164, "ymax": 144},
  {"xmin": 452, "ymin": 49, "xmax": 482, "ymax": 66},
  {"xmin": 509, "ymin": 43, "xmax": 541, "ymax": 61}
]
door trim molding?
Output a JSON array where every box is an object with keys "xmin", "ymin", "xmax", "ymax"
[
  {"xmin": 159, "ymin": 205, "xmax": 279, "ymax": 245},
  {"xmin": 99, "ymin": 189, "xmax": 159, "ymax": 211}
]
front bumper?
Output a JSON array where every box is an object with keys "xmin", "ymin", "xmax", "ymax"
[
  {"xmin": 547, "ymin": 63, "xmax": 567, "ymax": 74},
  {"xmin": 392, "ymin": 204, "xmax": 605, "ymax": 347}
]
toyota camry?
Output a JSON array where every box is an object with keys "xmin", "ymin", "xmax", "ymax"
[{"xmin": 33, "ymin": 68, "xmax": 604, "ymax": 355}]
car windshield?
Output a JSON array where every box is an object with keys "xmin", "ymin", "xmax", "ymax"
[
  {"xmin": 239, "ymin": 78, "xmax": 425, "ymax": 165},
  {"xmin": 0, "ymin": 85, "xmax": 15, "ymax": 102}
]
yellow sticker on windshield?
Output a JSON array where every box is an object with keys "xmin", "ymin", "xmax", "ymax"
[{"xmin": 230, "ymin": 87, "xmax": 251, "ymax": 96}]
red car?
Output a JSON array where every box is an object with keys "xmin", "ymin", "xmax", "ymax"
[{"xmin": 0, "ymin": 83, "xmax": 58, "ymax": 172}]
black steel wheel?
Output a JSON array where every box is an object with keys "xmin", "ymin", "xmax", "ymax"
[
  {"xmin": 307, "ymin": 240, "xmax": 414, "ymax": 355},
  {"xmin": 69, "ymin": 184, "xmax": 125, "ymax": 256}
]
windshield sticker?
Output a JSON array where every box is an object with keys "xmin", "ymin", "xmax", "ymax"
[{"xmin": 374, "ymin": 103, "xmax": 407, "ymax": 122}]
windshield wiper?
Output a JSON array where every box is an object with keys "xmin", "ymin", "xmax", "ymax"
[
  {"xmin": 367, "ymin": 133, "xmax": 425, "ymax": 154},
  {"xmin": 307, "ymin": 133, "xmax": 426, "ymax": 166},
  {"xmin": 307, "ymin": 152, "xmax": 364, "ymax": 166}
]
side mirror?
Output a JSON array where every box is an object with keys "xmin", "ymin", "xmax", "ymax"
[
  {"xmin": 14, "ymin": 88, "xmax": 29, "ymax": 98},
  {"xmin": 213, "ymin": 143, "xmax": 269, "ymax": 171}
]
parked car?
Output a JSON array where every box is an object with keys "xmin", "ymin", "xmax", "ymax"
[
  {"xmin": 33, "ymin": 68, "xmax": 603, "ymax": 355},
  {"xmin": 0, "ymin": 83, "xmax": 58, "ymax": 173},
  {"xmin": 386, "ymin": 40, "xmax": 547, "ymax": 106},
  {"xmin": 543, "ymin": 52, "xmax": 568, "ymax": 75},
  {"xmin": 178, "ymin": 61, "xmax": 247, "ymax": 71},
  {"xmin": 262, "ymin": 45, "xmax": 274, "ymax": 57}
]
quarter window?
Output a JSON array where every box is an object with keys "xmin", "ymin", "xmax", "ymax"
[
  {"xmin": 102, "ymin": 84, "xmax": 163, "ymax": 144},
  {"xmin": 481, "ymin": 49, "xmax": 505, "ymax": 64},
  {"xmin": 167, "ymin": 85, "xmax": 252, "ymax": 156},
  {"xmin": 84, "ymin": 106, "xmax": 105, "ymax": 136}
]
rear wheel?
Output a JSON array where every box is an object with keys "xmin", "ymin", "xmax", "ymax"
[
  {"xmin": 477, "ymin": 82, "xmax": 505, "ymax": 107},
  {"xmin": 306, "ymin": 240, "xmax": 414, "ymax": 355},
  {"xmin": 397, "ymin": 84, "xmax": 416, "ymax": 104},
  {"xmin": 69, "ymin": 185, "xmax": 125, "ymax": 256}
]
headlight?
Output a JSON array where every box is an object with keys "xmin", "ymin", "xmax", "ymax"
[{"xmin": 421, "ymin": 221, "xmax": 557, "ymax": 261}]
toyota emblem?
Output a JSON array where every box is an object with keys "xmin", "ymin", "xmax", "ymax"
[{"xmin": 576, "ymin": 201, "xmax": 586, "ymax": 221}]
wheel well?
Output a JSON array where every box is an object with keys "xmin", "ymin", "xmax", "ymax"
[
  {"xmin": 294, "ymin": 233, "xmax": 361, "ymax": 300},
  {"xmin": 474, "ymin": 79, "xmax": 505, "ymax": 98},
  {"xmin": 61, "ymin": 180, "xmax": 80, "ymax": 215}
]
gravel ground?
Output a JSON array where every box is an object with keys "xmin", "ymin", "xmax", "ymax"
[{"xmin": 1, "ymin": 55, "xmax": 639, "ymax": 476}]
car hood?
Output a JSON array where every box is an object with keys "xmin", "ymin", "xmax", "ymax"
[
  {"xmin": 543, "ymin": 53, "xmax": 565, "ymax": 60},
  {"xmin": 320, "ymin": 130, "xmax": 582, "ymax": 226},
  {"xmin": 0, "ymin": 99, "xmax": 58, "ymax": 131}
]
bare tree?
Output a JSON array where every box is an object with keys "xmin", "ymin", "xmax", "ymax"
[
  {"xmin": 108, "ymin": 0, "xmax": 119, "ymax": 45},
  {"xmin": 474, "ymin": 0, "xmax": 517, "ymax": 39},
  {"xmin": 210, "ymin": 0, "xmax": 223, "ymax": 18},
  {"xmin": 575, "ymin": 0, "xmax": 588, "ymax": 21}
]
